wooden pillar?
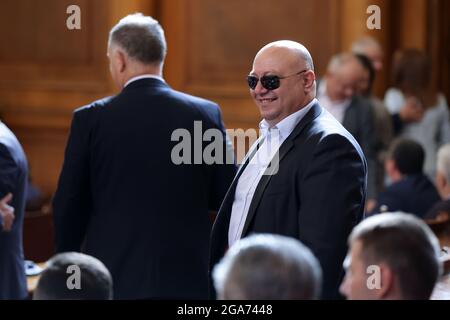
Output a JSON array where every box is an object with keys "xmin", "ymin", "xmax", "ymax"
[{"xmin": 396, "ymin": 0, "xmax": 427, "ymax": 50}]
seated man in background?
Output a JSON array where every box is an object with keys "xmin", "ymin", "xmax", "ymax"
[
  {"xmin": 0, "ymin": 121, "xmax": 28, "ymax": 300},
  {"xmin": 426, "ymin": 144, "xmax": 450, "ymax": 219},
  {"xmin": 370, "ymin": 139, "xmax": 440, "ymax": 217},
  {"xmin": 213, "ymin": 234, "xmax": 322, "ymax": 300},
  {"xmin": 33, "ymin": 252, "xmax": 113, "ymax": 300},
  {"xmin": 340, "ymin": 212, "xmax": 442, "ymax": 300}
]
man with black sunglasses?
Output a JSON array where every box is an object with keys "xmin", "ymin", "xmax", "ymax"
[{"xmin": 210, "ymin": 40, "xmax": 367, "ymax": 299}]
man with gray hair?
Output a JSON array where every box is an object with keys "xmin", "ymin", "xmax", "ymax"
[
  {"xmin": 53, "ymin": 13, "xmax": 236, "ymax": 299},
  {"xmin": 34, "ymin": 252, "xmax": 113, "ymax": 300},
  {"xmin": 426, "ymin": 144, "xmax": 450, "ymax": 219},
  {"xmin": 213, "ymin": 234, "xmax": 322, "ymax": 300},
  {"xmin": 340, "ymin": 212, "xmax": 442, "ymax": 300}
]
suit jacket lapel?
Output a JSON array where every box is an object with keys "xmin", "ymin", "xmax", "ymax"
[{"xmin": 241, "ymin": 102, "xmax": 323, "ymax": 236}]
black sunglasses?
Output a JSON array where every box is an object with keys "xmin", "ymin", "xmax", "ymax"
[{"xmin": 247, "ymin": 69, "xmax": 308, "ymax": 90}]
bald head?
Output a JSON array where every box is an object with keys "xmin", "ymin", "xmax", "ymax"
[
  {"xmin": 255, "ymin": 40, "xmax": 314, "ymax": 71},
  {"xmin": 249, "ymin": 41, "xmax": 317, "ymax": 126}
]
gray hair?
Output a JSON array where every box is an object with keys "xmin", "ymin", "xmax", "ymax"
[
  {"xmin": 349, "ymin": 212, "xmax": 442, "ymax": 300},
  {"xmin": 436, "ymin": 144, "xmax": 450, "ymax": 183},
  {"xmin": 109, "ymin": 13, "xmax": 167, "ymax": 65},
  {"xmin": 351, "ymin": 36, "xmax": 381, "ymax": 54},
  {"xmin": 34, "ymin": 252, "xmax": 113, "ymax": 300},
  {"xmin": 213, "ymin": 234, "xmax": 322, "ymax": 300},
  {"xmin": 327, "ymin": 52, "xmax": 361, "ymax": 73}
]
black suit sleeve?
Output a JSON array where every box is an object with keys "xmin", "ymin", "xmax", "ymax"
[
  {"xmin": 0, "ymin": 144, "xmax": 19, "ymax": 232},
  {"xmin": 53, "ymin": 111, "xmax": 92, "ymax": 252},
  {"xmin": 298, "ymin": 134, "xmax": 366, "ymax": 299},
  {"xmin": 359, "ymin": 101, "xmax": 376, "ymax": 200}
]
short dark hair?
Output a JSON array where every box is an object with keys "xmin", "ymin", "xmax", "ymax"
[
  {"xmin": 355, "ymin": 53, "xmax": 375, "ymax": 94},
  {"xmin": 34, "ymin": 252, "xmax": 113, "ymax": 300},
  {"xmin": 109, "ymin": 13, "xmax": 167, "ymax": 64},
  {"xmin": 349, "ymin": 213, "xmax": 442, "ymax": 299},
  {"xmin": 213, "ymin": 234, "xmax": 322, "ymax": 300},
  {"xmin": 388, "ymin": 139, "xmax": 425, "ymax": 175},
  {"xmin": 392, "ymin": 49, "xmax": 430, "ymax": 96}
]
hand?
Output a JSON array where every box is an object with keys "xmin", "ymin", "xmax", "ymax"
[
  {"xmin": 0, "ymin": 193, "xmax": 14, "ymax": 232},
  {"xmin": 365, "ymin": 199, "xmax": 376, "ymax": 213},
  {"xmin": 399, "ymin": 96, "xmax": 424, "ymax": 123}
]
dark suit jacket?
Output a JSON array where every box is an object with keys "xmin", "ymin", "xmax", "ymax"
[
  {"xmin": 210, "ymin": 102, "xmax": 367, "ymax": 299},
  {"xmin": 371, "ymin": 174, "xmax": 441, "ymax": 218},
  {"xmin": 343, "ymin": 96, "xmax": 377, "ymax": 199},
  {"xmin": 53, "ymin": 78, "xmax": 236, "ymax": 299},
  {"xmin": 0, "ymin": 122, "xmax": 28, "ymax": 300},
  {"xmin": 425, "ymin": 199, "xmax": 450, "ymax": 220}
]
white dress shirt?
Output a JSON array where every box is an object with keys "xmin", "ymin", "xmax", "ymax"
[
  {"xmin": 124, "ymin": 74, "xmax": 165, "ymax": 88},
  {"xmin": 228, "ymin": 98, "xmax": 318, "ymax": 246}
]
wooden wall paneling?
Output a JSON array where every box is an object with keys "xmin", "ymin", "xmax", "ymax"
[
  {"xmin": 0, "ymin": 0, "xmax": 156, "ymax": 196},
  {"xmin": 162, "ymin": 0, "xmax": 341, "ymax": 136}
]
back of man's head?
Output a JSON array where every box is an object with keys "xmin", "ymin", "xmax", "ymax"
[
  {"xmin": 388, "ymin": 139, "xmax": 425, "ymax": 175},
  {"xmin": 349, "ymin": 212, "xmax": 442, "ymax": 299},
  {"xmin": 213, "ymin": 234, "xmax": 322, "ymax": 300},
  {"xmin": 34, "ymin": 252, "xmax": 113, "ymax": 300},
  {"xmin": 109, "ymin": 13, "xmax": 167, "ymax": 65},
  {"xmin": 351, "ymin": 36, "xmax": 383, "ymax": 72}
]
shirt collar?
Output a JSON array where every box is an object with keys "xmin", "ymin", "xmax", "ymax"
[
  {"xmin": 124, "ymin": 74, "xmax": 165, "ymax": 88},
  {"xmin": 259, "ymin": 98, "xmax": 317, "ymax": 139}
]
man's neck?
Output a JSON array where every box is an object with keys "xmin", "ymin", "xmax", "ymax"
[{"xmin": 122, "ymin": 72, "xmax": 163, "ymax": 89}]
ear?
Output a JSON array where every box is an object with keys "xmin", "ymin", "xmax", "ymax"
[
  {"xmin": 376, "ymin": 263, "xmax": 395, "ymax": 299},
  {"xmin": 437, "ymin": 172, "xmax": 447, "ymax": 188},
  {"xmin": 303, "ymin": 70, "xmax": 316, "ymax": 92},
  {"xmin": 385, "ymin": 158, "xmax": 394, "ymax": 173},
  {"xmin": 114, "ymin": 49, "xmax": 127, "ymax": 74}
]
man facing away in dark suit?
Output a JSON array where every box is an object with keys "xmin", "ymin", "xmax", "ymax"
[
  {"xmin": 53, "ymin": 13, "xmax": 236, "ymax": 299},
  {"xmin": 0, "ymin": 121, "xmax": 28, "ymax": 300},
  {"xmin": 210, "ymin": 41, "xmax": 367, "ymax": 299}
]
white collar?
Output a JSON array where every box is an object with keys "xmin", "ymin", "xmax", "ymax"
[
  {"xmin": 259, "ymin": 98, "xmax": 317, "ymax": 139},
  {"xmin": 124, "ymin": 74, "xmax": 165, "ymax": 88}
]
